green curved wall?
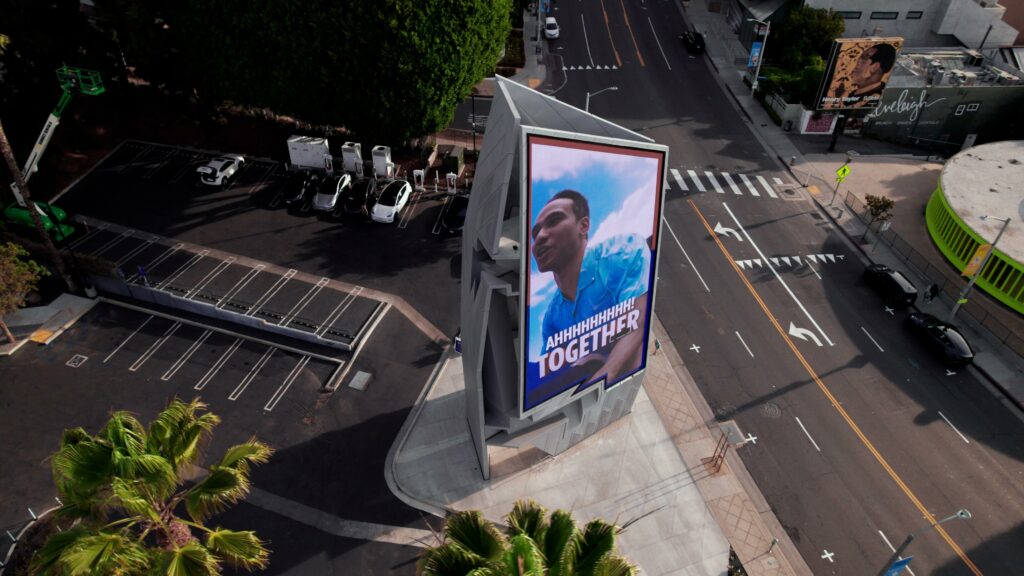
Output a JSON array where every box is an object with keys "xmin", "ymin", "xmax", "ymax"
[{"xmin": 926, "ymin": 182, "xmax": 1024, "ymax": 315}]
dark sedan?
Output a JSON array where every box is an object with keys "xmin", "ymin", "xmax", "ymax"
[
  {"xmin": 440, "ymin": 195, "xmax": 470, "ymax": 235},
  {"xmin": 864, "ymin": 264, "xmax": 918, "ymax": 308},
  {"xmin": 905, "ymin": 312, "xmax": 974, "ymax": 368},
  {"xmin": 341, "ymin": 177, "xmax": 378, "ymax": 216},
  {"xmin": 283, "ymin": 171, "xmax": 318, "ymax": 206},
  {"xmin": 681, "ymin": 31, "xmax": 705, "ymax": 54}
]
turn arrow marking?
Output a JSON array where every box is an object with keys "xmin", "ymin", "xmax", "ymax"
[
  {"xmin": 789, "ymin": 322, "xmax": 823, "ymax": 347},
  {"xmin": 713, "ymin": 222, "xmax": 743, "ymax": 242}
]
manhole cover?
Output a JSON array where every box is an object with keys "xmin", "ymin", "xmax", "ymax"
[
  {"xmin": 760, "ymin": 402, "xmax": 782, "ymax": 418},
  {"xmin": 783, "ymin": 188, "xmax": 796, "ymax": 196}
]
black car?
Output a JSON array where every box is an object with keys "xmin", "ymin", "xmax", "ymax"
[
  {"xmin": 681, "ymin": 31, "xmax": 705, "ymax": 54},
  {"xmin": 905, "ymin": 312, "xmax": 974, "ymax": 368},
  {"xmin": 440, "ymin": 194, "xmax": 470, "ymax": 235},
  {"xmin": 283, "ymin": 171, "xmax": 318, "ymax": 205},
  {"xmin": 864, "ymin": 264, "xmax": 918, "ymax": 308},
  {"xmin": 342, "ymin": 177, "xmax": 378, "ymax": 215}
]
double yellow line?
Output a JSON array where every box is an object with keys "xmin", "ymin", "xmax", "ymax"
[
  {"xmin": 598, "ymin": 0, "xmax": 644, "ymax": 68},
  {"xmin": 688, "ymin": 199, "xmax": 982, "ymax": 575}
]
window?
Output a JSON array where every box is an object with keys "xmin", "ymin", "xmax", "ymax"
[
  {"xmin": 835, "ymin": 11, "xmax": 862, "ymax": 19},
  {"xmin": 906, "ymin": 11, "xmax": 923, "ymax": 19},
  {"xmin": 871, "ymin": 11, "xmax": 898, "ymax": 20}
]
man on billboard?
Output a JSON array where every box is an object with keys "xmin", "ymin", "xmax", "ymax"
[{"xmin": 847, "ymin": 43, "xmax": 897, "ymax": 104}]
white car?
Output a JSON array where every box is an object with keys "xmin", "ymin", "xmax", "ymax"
[
  {"xmin": 196, "ymin": 154, "xmax": 245, "ymax": 186},
  {"xmin": 544, "ymin": 17, "xmax": 560, "ymax": 39},
  {"xmin": 371, "ymin": 179, "xmax": 412, "ymax": 223},
  {"xmin": 312, "ymin": 173, "xmax": 352, "ymax": 212}
]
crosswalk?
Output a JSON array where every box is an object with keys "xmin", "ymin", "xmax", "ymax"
[{"xmin": 669, "ymin": 168, "xmax": 797, "ymax": 200}]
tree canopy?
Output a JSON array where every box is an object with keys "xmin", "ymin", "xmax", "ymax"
[
  {"xmin": 0, "ymin": 240, "xmax": 48, "ymax": 343},
  {"xmin": 759, "ymin": 6, "xmax": 844, "ymax": 107}
]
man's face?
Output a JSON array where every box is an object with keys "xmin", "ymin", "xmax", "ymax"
[
  {"xmin": 532, "ymin": 198, "xmax": 589, "ymax": 273},
  {"xmin": 852, "ymin": 46, "xmax": 880, "ymax": 84}
]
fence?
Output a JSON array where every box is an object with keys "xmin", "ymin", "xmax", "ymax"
[{"xmin": 843, "ymin": 191, "xmax": 1024, "ymax": 361}]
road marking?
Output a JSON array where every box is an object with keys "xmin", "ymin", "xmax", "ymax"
[
  {"xmin": 946, "ymin": 369, "xmax": 957, "ymax": 376},
  {"xmin": 218, "ymin": 264, "xmax": 265, "ymax": 308},
  {"xmin": 938, "ymin": 411, "xmax": 970, "ymax": 444},
  {"xmin": 861, "ymin": 326, "xmax": 885, "ymax": 352},
  {"xmin": 397, "ymin": 187, "xmax": 423, "ymax": 229},
  {"xmin": 194, "ymin": 338, "xmax": 242, "ymax": 391},
  {"xmin": 115, "ymin": 236, "xmax": 157, "ymax": 266},
  {"xmin": 705, "ymin": 171, "xmax": 724, "ymax": 194},
  {"xmin": 722, "ymin": 202, "xmax": 833, "ymax": 346},
  {"xmin": 186, "ymin": 257, "xmax": 235, "ymax": 299},
  {"xmin": 687, "ymin": 170, "xmax": 706, "ymax": 192},
  {"xmin": 689, "ymin": 197, "xmax": 983, "ymax": 575},
  {"xmin": 878, "ymin": 531, "xmax": 917, "ymax": 576},
  {"xmin": 806, "ymin": 259, "xmax": 822, "ymax": 280},
  {"xmin": 721, "ymin": 172, "xmax": 742, "ymax": 195},
  {"xmin": 662, "ymin": 217, "xmax": 710, "ymax": 292},
  {"xmin": 104, "ymin": 316, "xmax": 153, "ymax": 363},
  {"xmin": 738, "ymin": 173, "xmax": 760, "ymax": 196},
  {"xmin": 755, "ymin": 175, "xmax": 778, "ymax": 198},
  {"xmin": 229, "ymin": 347, "xmax": 276, "ymax": 400},
  {"xmin": 598, "ymin": 0, "xmax": 623, "ymax": 67},
  {"xmin": 713, "ymin": 222, "xmax": 742, "ymax": 242},
  {"xmin": 795, "ymin": 417, "xmax": 821, "ymax": 452},
  {"xmin": 581, "ymin": 14, "xmax": 595, "ymax": 68},
  {"xmin": 821, "ymin": 550, "xmax": 835, "ymax": 563},
  {"xmin": 264, "ymin": 356, "xmax": 312, "ymax": 412},
  {"xmin": 157, "ymin": 250, "xmax": 209, "ymax": 290},
  {"xmin": 129, "ymin": 321, "xmax": 181, "ymax": 372},
  {"xmin": 646, "ymin": 17, "xmax": 671, "ymax": 70},
  {"xmin": 67, "ymin": 223, "xmax": 108, "ymax": 250},
  {"xmin": 689, "ymin": 344, "xmax": 701, "ymax": 354},
  {"xmin": 885, "ymin": 306, "xmax": 895, "ymax": 316},
  {"xmin": 246, "ymin": 269, "xmax": 297, "ymax": 318},
  {"xmin": 162, "ymin": 330, "xmax": 212, "ymax": 381},
  {"xmin": 92, "ymin": 229, "xmax": 134, "ymax": 257},
  {"xmin": 279, "ymin": 277, "xmax": 329, "ymax": 326},
  {"xmin": 773, "ymin": 177, "xmax": 786, "ymax": 187},
  {"xmin": 143, "ymin": 148, "xmax": 173, "ymax": 179},
  {"xmin": 119, "ymin": 143, "xmax": 152, "ymax": 173},
  {"xmin": 130, "ymin": 243, "xmax": 184, "ymax": 282},
  {"xmin": 670, "ymin": 168, "xmax": 689, "ymax": 191},
  {"xmin": 788, "ymin": 322, "xmax": 823, "ymax": 347},
  {"xmin": 618, "ymin": 0, "xmax": 645, "ymax": 67},
  {"xmin": 431, "ymin": 195, "xmax": 451, "ymax": 235},
  {"xmin": 735, "ymin": 331, "xmax": 754, "ymax": 357}
]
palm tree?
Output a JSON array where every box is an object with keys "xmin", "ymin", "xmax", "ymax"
[
  {"xmin": 418, "ymin": 499, "xmax": 636, "ymax": 576},
  {"xmin": 31, "ymin": 397, "xmax": 273, "ymax": 575}
]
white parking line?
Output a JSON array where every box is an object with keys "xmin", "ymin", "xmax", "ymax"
[
  {"xmin": 246, "ymin": 269, "xmax": 297, "ymax": 317},
  {"xmin": 115, "ymin": 236, "xmax": 158, "ymax": 266},
  {"xmin": 670, "ymin": 168, "xmax": 689, "ymax": 191},
  {"xmin": 705, "ymin": 171, "xmax": 724, "ymax": 194},
  {"xmin": 104, "ymin": 316, "xmax": 153, "ymax": 363},
  {"xmin": 162, "ymin": 330, "xmax": 212, "ymax": 381},
  {"xmin": 130, "ymin": 243, "xmax": 184, "ymax": 282},
  {"xmin": 738, "ymin": 173, "xmax": 760, "ymax": 196},
  {"xmin": 722, "ymin": 202, "xmax": 833, "ymax": 346},
  {"xmin": 93, "ymin": 229, "xmax": 135, "ymax": 257},
  {"xmin": 264, "ymin": 356, "xmax": 312, "ymax": 412},
  {"xmin": 194, "ymin": 338, "xmax": 242, "ymax": 390},
  {"xmin": 129, "ymin": 321, "xmax": 181, "ymax": 372},
  {"xmin": 143, "ymin": 148, "xmax": 174, "ymax": 180},
  {"xmin": 217, "ymin": 265, "xmax": 265, "ymax": 308},
  {"xmin": 119, "ymin": 144, "xmax": 153, "ymax": 173},
  {"xmin": 721, "ymin": 172, "xmax": 743, "ymax": 195},
  {"xmin": 431, "ymin": 195, "xmax": 452, "ymax": 235},
  {"xmin": 755, "ymin": 175, "xmax": 778, "ymax": 198},
  {"xmin": 316, "ymin": 286, "xmax": 363, "ymax": 336},
  {"xmin": 805, "ymin": 259, "xmax": 822, "ymax": 280},
  {"xmin": 397, "ymin": 187, "xmax": 424, "ymax": 229},
  {"xmin": 795, "ymin": 416, "xmax": 822, "ymax": 452},
  {"xmin": 878, "ymin": 531, "xmax": 917, "ymax": 576},
  {"xmin": 67, "ymin": 223, "xmax": 108, "ymax": 250},
  {"xmin": 860, "ymin": 326, "xmax": 885, "ymax": 352},
  {"xmin": 938, "ymin": 411, "xmax": 970, "ymax": 444},
  {"xmin": 279, "ymin": 277, "xmax": 329, "ymax": 326},
  {"xmin": 735, "ymin": 331, "xmax": 754, "ymax": 357},
  {"xmin": 687, "ymin": 170, "xmax": 706, "ymax": 192},
  {"xmin": 647, "ymin": 17, "xmax": 671, "ymax": 70},
  {"xmin": 157, "ymin": 250, "xmax": 210, "ymax": 290},
  {"xmin": 186, "ymin": 258, "xmax": 236, "ymax": 299},
  {"xmin": 229, "ymin": 346, "xmax": 276, "ymax": 400},
  {"xmin": 662, "ymin": 217, "xmax": 710, "ymax": 293}
]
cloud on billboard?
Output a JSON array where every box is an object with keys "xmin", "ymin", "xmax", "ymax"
[{"xmin": 816, "ymin": 37, "xmax": 904, "ymax": 111}]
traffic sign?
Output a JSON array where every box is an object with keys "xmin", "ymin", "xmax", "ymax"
[
  {"xmin": 883, "ymin": 556, "xmax": 913, "ymax": 576},
  {"xmin": 835, "ymin": 163, "xmax": 851, "ymax": 182}
]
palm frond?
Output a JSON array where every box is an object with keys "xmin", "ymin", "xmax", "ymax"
[
  {"xmin": 444, "ymin": 510, "xmax": 507, "ymax": 563},
  {"xmin": 545, "ymin": 509, "xmax": 579, "ymax": 576},
  {"xmin": 184, "ymin": 467, "xmax": 248, "ymax": 523},
  {"xmin": 574, "ymin": 519, "xmax": 618, "ymax": 576},
  {"xmin": 30, "ymin": 525, "xmax": 92, "ymax": 575},
  {"xmin": 51, "ymin": 438, "xmax": 114, "ymax": 492},
  {"xmin": 215, "ymin": 440, "xmax": 273, "ymax": 475},
  {"xmin": 502, "ymin": 533, "xmax": 545, "ymax": 576},
  {"xmin": 111, "ymin": 477, "xmax": 161, "ymax": 522},
  {"xmin": 204, "ymin": 528, "xmax": 270, "ymax": 571},
  {"xmin": 418, "ymin": 543, "xmax": 486, "ymax": 576},
  {"xmin": 146, "ymin": 398, "xmax": 220, "ymax": 470},
  {"xmin": 58, "ymin": 530, "xmax": 149, "ymax": 576},
  {"xmin": 506, "ymin": 499, "xmax": 546, "ymax": 542},
  {"xmin": 59, "ymin": 426, "xmax": 92, "ymax": 447},
  {"xmin": 591, "ymin": 555, "xmax": 637, "ymax": 576},
  {"xmin": 153, "ymin": 540, "xmax": 220, "ymax": 576},
  {"xmin": 102, "ymin": 411, "xmax": 147, "ymax": 457}
]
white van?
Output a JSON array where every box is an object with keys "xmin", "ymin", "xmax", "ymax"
[{"xmin": 544, "ymin": 17, "xmax": 560, "ymax": 39}]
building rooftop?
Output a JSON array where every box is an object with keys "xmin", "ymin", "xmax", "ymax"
[{"xmin": 889, "ymin": 48, "xmax": 1024, "ymax": 88}]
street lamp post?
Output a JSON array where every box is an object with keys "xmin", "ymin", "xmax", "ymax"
[
  {"xmin": 948, "ymin": 215, "xmax": 1011, "ymax": 322},
  {"xmin": 585, "ymin": 86, "xmax": 619, "ymax": 113},
  {"xmin": 877, "ymin": 509, "xmax": 971, "ymax": 576},
  {"xmin": 748, "ymin": 19, "xmax": 770, "ymax": 96}
]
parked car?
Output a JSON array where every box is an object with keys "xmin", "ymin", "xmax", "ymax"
[
  {"xmin": 905, "ymin": 312, "xmax": 974, "ymax": 368},
  {"xmin": 371, "ymin": 179, "xmax": 412, "ymax": 223},
  {"xmin": 3, "ymin": 201, "xmax": 76, "ymax": 241},
  {"xmin": 681, "ymin": 31, "xmax": 705, "ymax": 54},
  {"xmin": 440, "ymin": 195, "xmax": 470, "ymax": 235},
  {"xmin": 312, "ymin": 173, "xmax": 352, "ymax": 212},
  {"xmin": 544, "ymin": 17, "xmax": 560, "ymax": 39},
  {"xmin": 282, "ymin": 170, "xmax": 319, "ymax": 206},
  {"xmin": 341, "ymin": 177, "xmax": 378, "ymax": 215},
  {"xmin": 196, "ymin": 154, "xmax": 245, "ymax": 187},
  {"xmin": 864, "ymin": 264, "xmax": 918, "ymax": 308}
]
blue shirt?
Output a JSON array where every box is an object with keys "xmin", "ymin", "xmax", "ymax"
[{"xmin": 541, "ymin": 233, "xmax": 650, "ymax": 350}]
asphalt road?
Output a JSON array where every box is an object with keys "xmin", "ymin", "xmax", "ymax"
[{"xmin": 543, "ymin": 1, "xmax": 1024, "ymax": 574}]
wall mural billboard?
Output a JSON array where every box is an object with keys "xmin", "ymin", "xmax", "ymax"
[
  {"xmin": 522, "ymin": 133, "xmax": 665, "ymax": 415},
  {"xmin": 816, "ymin": 37, "xmax": 904, "ymax": 110}
]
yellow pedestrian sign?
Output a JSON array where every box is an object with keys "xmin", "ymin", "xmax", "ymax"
[
  {"xmin": 962, "ymin": 243, "xmax": 992, "ymax": 277},
  {"xmin": 835, "ymin": 163, "xmax": 851, "ymax": 183}
]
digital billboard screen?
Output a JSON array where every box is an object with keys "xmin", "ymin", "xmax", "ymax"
[
  {"xmin": 816, "ymin": 37, "xmax": 904, "ymax": 110},
  {"xmin": 523, "ymin": 133, "xmax": 664, "ymax": 414}
]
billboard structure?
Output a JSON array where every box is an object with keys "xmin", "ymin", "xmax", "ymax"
[
  {"xmin": 816, "ymin": 38, "xmax": 904, "ymax": 110},
  {"xmin": 521, "ymin": 132, "xmax": 664, "ymax": 415}
]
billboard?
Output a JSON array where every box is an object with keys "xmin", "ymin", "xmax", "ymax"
[
  {"xmin": 522, "ymin": 132, "xmax": 665, "ymax": 415},
  {"xmin": 816, "ymin": 38, "xmax": 904, "ymax": 110}
]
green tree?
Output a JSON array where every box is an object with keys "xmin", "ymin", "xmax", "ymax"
[
  {"xmin": 419, "ymin": 499, "xmax": 636, "ymax": 576},
  {"xmin": 0, "ymin": 240, "xmax": 48, "ymax": 344},
  {"xmin": 760, "ymin": 6, "xmax": 843, "ymax": 106},
  {"xmin": 864, "ymin": 193, "xmax": 895, "ymax": 239},
  {"xmin": 32, "ymin": 398, "xmax": 273, "ymax": 576}
]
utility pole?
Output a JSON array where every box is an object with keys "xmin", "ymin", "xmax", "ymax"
[{"xmin": 948, "ymin": 215, "xmax": 1010, "ymax": 322}]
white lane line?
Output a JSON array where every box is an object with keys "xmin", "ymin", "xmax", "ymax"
[
  {"xmin": 738, "ymin": 173, "xmax": 760, "ymax": 196},
  {"xmin": 279, "ymin": 277, "xmax": 329, "ymax": 326},
  {"xmin": 129, "ymin": 321, "xmax": 181, "ymax": 372},
  {"xmin": 805, "ymin": 259, "xmax": 822, "ymax": 280},
  {"xmin": 229, "ymin": 346, "xmax": 276, "ymax": 400},
  {"xmin": 878, "ymin": 531, "xmax": 917, "ymax": 576},
  {"xmin": 687, "ymin": 170, "xmax": 706, "ymax": 192},
  {"xmin": 264, "ymin": 356, "xmax": 312, "ymax": 412},
  {"xmin": 721, "ymin": 172, "xmax": 743, "ymax": 195},
  {"xmin": 581, "ymin": 14, "xmax": 595, "ymax": 68},
  {"xmin": 860, "ymin": 326, "xmax": 885, "ymax": 352},
  {"xmin": 647, "ymin": 17, "xmax": 671, "ymax": 70},
  {"xmin": 246, "ymin": 269, "xmax": 297, "ymax": 317},
  {"xmin": 162, "ymin": 330, "xmax": 212, "ymax": 381},
  {"xmin": 217, "ymin": 265, "xmax": 264, "ymax": 308},
  {"xmin": 194, "ymin": 338, "xmax": 242, "ymax": 390},
  {"xmin": 794, "ymin": 417, "xmax": 822, "ymax": 452},
  {"xmin": 938, "ymin": 411, "xmax": 970, "ymax": 444},
  {"xmin": 662, "ymin": 217, "xmax": 710, "ymax": 293},
  {"xmin": 316, "ymin": 286, "xmax": 364, "ymax": 336},
  {"xmin": 670, "ymin": 168, "xmax": 689, "ymax": 191},
  {"xmin": 756, "ymin": 175, "xmax": 778, "ymax": 198},
  {"xmin": 722, "ymin": 202, "xmax": 833, "ymax": 346},
  {"xmin": 705, "ymin": 171, "xmax": 724, "ymax": 194},
  {"xmin": 186, "ymin": 258, "xmax": 235, "ymax": 299},
  {"xmin": 104, "ymin": 316, "xmax": 153, "ymax": 363},
  {"xmin": 735, "ymin": 331, "xmax": 754, "ymax": 357}
]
